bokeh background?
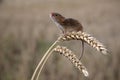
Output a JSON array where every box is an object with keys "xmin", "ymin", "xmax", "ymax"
[{"xmin": 0, "ymin": 0, "xmax": 120, "ymax": 80}]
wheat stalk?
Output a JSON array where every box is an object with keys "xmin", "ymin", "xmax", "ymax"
[
  {"xmin": 31, "ymin": 36, "xmax": 62, "ymax": 80},
  {"xmin": 60, "ymin": 31, "xmax": 109, "ymax": 55},
  {"xmin": 54, "ymin": 45, "xmax": 89, "ymax": 77}
]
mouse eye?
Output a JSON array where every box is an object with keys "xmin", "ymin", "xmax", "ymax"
[{"xmin": 55, "ymin": 14, "xmax": 58, "ymax": 16}]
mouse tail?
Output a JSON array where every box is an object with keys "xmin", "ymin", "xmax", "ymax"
[{"xmin": 79, "ymin": 40, "xmax": 84, "ymax": 60}]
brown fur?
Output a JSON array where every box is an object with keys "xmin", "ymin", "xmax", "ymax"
[{"xmin": 50, "ymin": 12, "xmax": 83, "ymax": 33}]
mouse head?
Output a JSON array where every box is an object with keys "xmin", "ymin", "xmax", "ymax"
[{"xmin": 50, "ymin": 12, "xmax": 65, "ymax": 24}]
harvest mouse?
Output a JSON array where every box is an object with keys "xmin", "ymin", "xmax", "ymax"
[{"xmin": 50, "ymin": 12, "xmax": 84, "ymax": 60}]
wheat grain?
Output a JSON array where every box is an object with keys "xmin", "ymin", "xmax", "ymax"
[
  {"xmin": 60, "ymin": 31, "xmax": 109, "ymax": 55},
  {"xmin": 54, "ymin": 45, "xmax": 89, "ymax": 77}
]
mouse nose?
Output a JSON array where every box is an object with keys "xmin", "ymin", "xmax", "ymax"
[{"xmin": 50, "ymin": 13, "xmax": 54, "ymax": 18}]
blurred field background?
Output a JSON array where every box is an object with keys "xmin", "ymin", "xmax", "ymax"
[{"xmin": 0, "ymin": 0, "xmax": 120, "ymax": 80}]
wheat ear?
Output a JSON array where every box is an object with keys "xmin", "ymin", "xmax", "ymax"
[
  {"xmin": 54, "ymin": 45, "xmax": 89, "ymax": 77},
  {"xmin": 60, "ymin": 31, "xmax": 109, "ymax": 55}
]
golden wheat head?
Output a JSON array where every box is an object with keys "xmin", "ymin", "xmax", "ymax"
[
  {"xmin": 60, "ymin": 31, "xmax": 109, "ymax": 55},
  {"xmin": 54, "ymin": 45, "xmax": 89, "ymax": 77}
]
